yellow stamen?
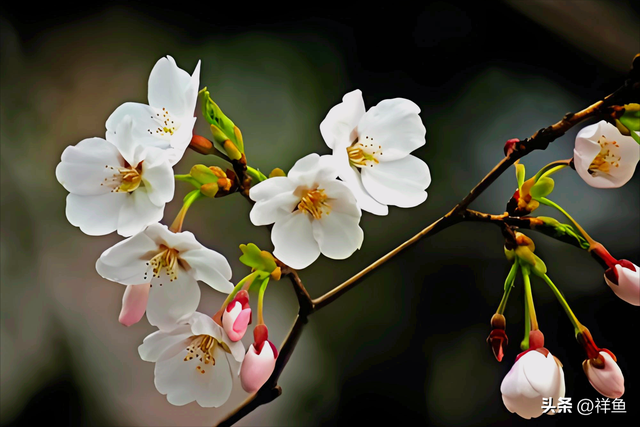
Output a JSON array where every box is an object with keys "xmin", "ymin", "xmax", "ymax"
[
  {"xmin": 182, "ymin": 334, "xmax": 233, "ymax": 374},
  {"xmin": 297, "ymin": 189, "xmax": 330, "ymax": 219},
  {"xmin": 589, "ymin": 135, "xmax": 621, "ymax": 176},
  {"xmin": 347, "ymin": 137, "xmax": 382, "ymax": 169},
  {"xmin": 145, "ymin": 245, "xmax": 180, "ymax": 282}
]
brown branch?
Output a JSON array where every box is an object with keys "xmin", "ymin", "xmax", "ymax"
[{"xmin": 216, "ymin": 57, "xmax": 638, "ymax": 426}]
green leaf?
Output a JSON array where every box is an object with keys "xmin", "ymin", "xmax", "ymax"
[
  {"xmin": 530, "ymin": 177, "xmax": 555, "ymax": 199},
  {"xmin": 239, "ymin": 243, "xmax": 278, "ymax": 274},
  {"xmin": 515, "ymin": 163, "xmax": 525, "ymax": 192}
]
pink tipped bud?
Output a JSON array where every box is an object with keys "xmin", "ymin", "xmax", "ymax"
[
  {"xmin": 583, "ymin": 351, "xmax": 625, "ymax": 399},
  {"xmin": 604, "ymin": 261, "xmax": 640, "ymax": 306},
  {"xmin": 504, "ymin": 138, "xmax": 519, "ymax": 156},
  {"xmin": 240, "ymin": 341, "xmax": 278, "ymax": 393},
  {"xmin": 119, "ymin": 284, "xmax": 150, "ymax": 327},
  {"xmin": 222, "ymin": 291, "xmax": 252, "ymax": 341}
]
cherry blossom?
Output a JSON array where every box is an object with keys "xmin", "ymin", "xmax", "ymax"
[
  {"xmin": 106, "ymin": 55, "xmax": 201, "ymax": 166},
  {"xmin": 249, "ymin": 154, "xmax": 363, "ymax": 270},
  {"xmin": 138, "ymin": 312, "xmax": 244, "ymax": 407},
  {"xmin": 604, "ymin": 260, "xmax": 640, "ymax": 306},
  {"xmin": 320, "ymin": 89, "xmax": 431, "ymax": 215},
  {"xmin": 96, "ymin": 223, "xmax": 233, "ymax": 330},
  {"xmin": 573, "ymin": 120, "xmax": 640, "ymax": 189},
  {"xmin": 56, "ymin": 116, "xmax": 174, "ymax": 237},
  {"xmin": 583, "ymin": 351, "xmax": 625, "ymax": 399}
]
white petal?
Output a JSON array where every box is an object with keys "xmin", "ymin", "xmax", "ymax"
[
  {"xmin": 138, "ymin": 326, "xmax": 192, "ymax": 362},
  {"xmin": 312, "ymin": 212, "xmax": 363, "ymax": 260},
  {"xmin": 143, "ymin": 223, "xmax": 202, "ymax": 253},
  {"xmin": 249, "ymin": 178, "xmax": 299, "ymax": 226},
  {"xmin": 95, "ymin": 230, "xmax": 158, "ymax": 284},
  {"xmin": 605, "ymin": 264, "xmax": 640, "ymax": 306},
  {"xmin": 333, "ymin": 143, "xmax": 388, "ymax": 215},
  {"xmin": 585, "ymin": 352, "xmax": 625, "ymax": 398},
  {"xmin": 198, "ymin": 345, "xmax": 233, "ymax": 407},
  {"xmin": 272, "ymin": 212, "xmax": 320, "ymax": 270},
  {"xmin": 320, "ymin": 89, "xmax": 365, "ymax": 150},
  {"xmin": 154, "ymin": 345, "xmax": 202, "ymax": 406},
  {"xmin": 141, "ymin": 147, "xmax": 175, "ymax": 206},
  {"xmin": 148, "ymin": 56, "xmax": 198, "ymax": 118},
  {"xmin": 287, "ymin": 154, "xmax": 339, "ymax": 189},
  {"xmin": 106, "ymin": 102, "xmax": 171, "ymax": 150},
  {"xmin": 56, "ymin": 138, "xmax": 124, "ymax": 196},
  {"xmin": 65, "ymin": 192, "xmax": 125, "ymax": 236},
  {"xmin": 322, "ymin": 180, "xmax": 362, "ymax": 218},
  {"xmin": 356, "ymin": 98, "xmax": 426, "ymax": 161},
  {"xmin": 109, "ymin": 115, "xmax": 138, "ymax": 166},
  {"xmin": 166, "ymin": 116, "xmax": 197, "ymax": 166},
  {"xmin": 146, "ymin": 269, "xmax": 200, "ymax": 331},
  {"xmin": 522, "ymin": 352, "xmax": 561, "ymax": 397},
  {"xmin": 189, "ymin": 312, "xmax": 223, "ymax": 340},
  {"xmin": 116, "ymin": 189, "xmax": 165, "ymax": 237},
  {"xmin": 180, "ymin": 248, "xmax": 234, "ymax": 294},
  {"xmin": 361, "ymin": 155, "xmax": 430, "ymax": 208}
]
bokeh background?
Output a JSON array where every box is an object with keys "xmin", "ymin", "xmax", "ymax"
[{"xmin": 1, "ymin": 1, "xmax": 639, "ymax": 426}]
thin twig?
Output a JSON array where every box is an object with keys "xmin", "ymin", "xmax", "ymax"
[{"xmin": 215, "ymin": 58, "xmax": 637, "ymax": 426}]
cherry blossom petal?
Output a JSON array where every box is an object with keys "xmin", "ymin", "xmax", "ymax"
[
  {"xmin": 584, "ymin": 352, "xmax": 625, "ymax": 398},
  {"xmin": 604, "ymin": 263, "xmax": 640, "ymax": 306},
  {"xmin": 198, "ymin": 345, "xmax": 233, "ymax": 407},
  {"xmin": 143, "ymin": 223, "xmax": 202, "ymax": 253},
  {"xmin": 119, "ymin": 284, "xmax": 151, "ymax": 327},
  {"xmin": 65, "ymin": 193, "xmax": 125, "ymax": 236},
  {"xmin": 146, "ymin": 269, "xmax": 200, "ymax": 331},
  {"xmin": 287, "ymin": 154, "xmax": 339, "ymax": 189},
  {"xmin": 240, "ymin": 343, "xmax": 277, "ymax": 393},
  {"xmin": 116, "ymin": 189, "xmax": 165, "ymax": 237},
  {"xmin": 154, "ymin": 346, "xmax": 206, "ymax": 406},
  {"xmin": 249, "ymin": 177, "xmax": 299, "ymax": 226},
  {"xmin": 323, "ymin": 180, "xmax": 362, "ymax": 218},
  {"xmin": 106, "ymin": 102, "xmax": 171, "ymax": 149},
  {"xmin": 180, "ymin": 248, "xmax": 233, "ymax": 293},
  {"xmin": 312, "ymin": 212, "xmax": 363, "ymax": 260},
  {"xmin": 272, "ymin": 212, "xmax": 320, "ymax": 270},
  {"xmin": 138, "ymin": 326, "xmax": 192, "ymax": 362},
  {"xmin": 56, "ymin": 138, "xmax": 123, "ymax": 196},
  {"xmin": 141, "ymin": 148, "xmax": 175, "ymax": 206},
  {"xmin": 320, "ymin": 89, "xmax": 365, "ymax": 150},
  {"xmin": 361, "ymin": 155, "xmax": 430, "ymax": 207},
  {"xmin": 356, "ymin": 98, "xmax": 426, "ymax": 162},
  {"xmin": 95, "ymin": 230, "xmax": 159, "ymax": 284},
  {"xmin": 148, "ymin": 57, "xmax": 200, "ymax": 118}
]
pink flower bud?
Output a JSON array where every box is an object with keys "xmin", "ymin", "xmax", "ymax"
[
  {"xmin": 240, "ymin": 341, "xmax": 278, "ymax": 393},
  {"xmin": 583, "ymin": 351, "xmax": 625, "ymax": 399},
  {"xmin": 504, "ymin": 138, "xmax": 519, "ymax": 157},
  {"xmin": 604, "ymin": 261, "xmax": 640, "ymax": 306},
  {"xmin": 119, "ymin": 284, "xmax": 150, "ymax": 327},
  {"xmin": 222, "ymin": 290, "xmax": 251, "ymax": 341}
]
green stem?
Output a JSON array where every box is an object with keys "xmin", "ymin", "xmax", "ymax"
[
  {"xmin": 497, "ymin": 262, "xmax": 518, "ymax": 314},
  {"xmin": 522, "ymin": 264, "xmax": 538, "ymax": 330},
  {"xmin": 532, "ymin": 159, "xmax": 572, "ymax": 183},
  {"xmin": 246, "ymin": 166, "xmax": 268, "ymax": 183},
  {"xmin": 537, "ymin": 197, "xmax": 597, "ymax": 248},
  {"xmin": 169, "ymin": 189, "xmax": 203, "ymax": 232},
  {"xmin": 221, "ymin": 272, "xmax": 260, "ymax": 308},
  {"xmin": 257, "ymin": 277, "xmax": 270, "ymax": 325},
  {"xmin": 540, "ymin": 274, "xmax": 583, "ymax": 335}
]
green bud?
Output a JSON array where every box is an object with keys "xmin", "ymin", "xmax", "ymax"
[
  {"xmin": 530, "ymin": 177, "xmax": 555, "ymax": 199},
  {"xmin": 269, "ymin": 168, "xmax": 286, "ymax": 178},
  {"xmin": 537, "ymin": 216, "xmax": 561, "ymax": 227},
  {"xmin": 515, "ymin": 245, "xmax": 536, "ymax": 268},
  {"xmin": 199, "ymin": 88, "xmax": 243, "ymax": 152},
  {"xmin": 190, "ymin": 164, "xmax": 218, "ymax": 185},
  {"xmin": 200, "ymin": 182, "xmax": 219, "ymax": 198},
  {"xmin": 504, "ymin": 247, "xmax": 516, "ymax": 262},
  {"xmin": 530, "ymin": 254, "xmax": 547, "ymax": 276},
  {"xmin": 619, "ymin": 103, "xmax": 640, "ymax": 132}
]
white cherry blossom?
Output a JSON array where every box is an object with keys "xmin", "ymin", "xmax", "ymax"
[
  {"xmin": 138, "ymin": 312, "xmax": 245, "ymax": 407},
  {"xmin": 583, "ymin": 351, "xmax": 625, "ymax": 399},
  {"xmin": 106, "ymin": 55, "xmax": 201, "ymax": 166},
  {"xmin": 604, "ymin": 261, "xmax": 640, "ymax": 306},
  {"xmin": 56, "ymin": 116, "xmax": 174, "ymax": 237},
  {"xmin": 573, "ymin": 121, "xmax": 640, "ymax": 189},
  {"xmin": 501, "ymin": 349, "xmax": 565, "ymax": 419},
  {"xmin": 96, "ymin": 223, "xmax": 233, "ymax": 330},
  {"xmin": 320, "ymin": 89, "xmax": 431, "ymax": 215},
  {"xmin": 249, "ymin": 154, "xmax": 363, "ymax": 270}
]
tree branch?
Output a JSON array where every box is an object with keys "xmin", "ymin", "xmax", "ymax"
[{"xmin": 215, "ymin": 57, "xmax": 638, "ymax": 426}]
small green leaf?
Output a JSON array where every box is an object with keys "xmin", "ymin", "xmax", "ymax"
[
  {"xmin": 239, "ymin": 243, "xmax": 278, "ymax": 274},
  {"xmin": 515, "ymin": 163, "xmax": 526, "ymax": 192},
  {"xmin": 530, "ymin": 177, "xmax": 555, "ymax": 199}
]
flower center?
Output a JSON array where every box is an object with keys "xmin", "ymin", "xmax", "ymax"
[
  {"xmin": 183, "ymin": 335, "xmax": 232, "ymax": 374},
  {"xmin": 588, "ymin": 135, "xmax": 621, "ymax": 176},
  {"xmin": 101, "ymin": 162, "xmax": 143, "ymax": 193},
  {"xmin": 145, "ymin": 245, "xmax": 180, "ymax": 282},
  {"xmin": 347, "ymin": 136, "xmax": 382, "ymax": 168},
  {"xmin": 146, "ymin": 107, "xmax": 182, "ymax": 140},
  {"xmin": 297, "ymin": 188, "xmax": 330, "ymax": 219}
]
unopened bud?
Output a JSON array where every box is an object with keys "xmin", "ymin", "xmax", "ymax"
[
  {"xmin": 189, "ymin": 135, "xmax": 214, "ymax": 155},
  {"xmin": 200, "ymin": 182, "xmax": 219, "ymax": 198},
  {"xmin": 504, "ymin": 138, "xmax": 519, "ymax": 156},
  {"xmin": 223, "ymin": 290, "xmax": 251, "ymax": 342},
  {"xmin": 269, "ymin": 168, "xmax": 286, "ymax": 178},
  {"xmin": 190, "ymin": 164, "xmax": 218, "ymax": 185}
]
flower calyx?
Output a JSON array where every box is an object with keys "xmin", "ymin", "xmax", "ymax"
[
  {"xmin": 510, "ymin": 232, "xmax": 547, "ymax": 277},
  {"xmin": 487, "ymin": 313, "xmax": 508, "ymax": 362}
]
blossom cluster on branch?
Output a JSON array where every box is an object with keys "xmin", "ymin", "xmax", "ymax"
[{"xmin": 55, "ymin": 54, "xmax": 640, "ymax": 423}]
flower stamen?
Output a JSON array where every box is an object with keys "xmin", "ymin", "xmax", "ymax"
[
  {"xmin": 147, "ymin": 107, "xmax": 181, "ymax": 139},
  {"xmin": 588, "ymin": 135, "xmax": 621, "ymax": 176},
  {"xmin": 297, "ymin": 189, "xmax": 330, "ymax": 219},
  {"xmin": 145, "ymin": 245, "xmax": 180, "ymax": 281},
  {"xmin": 347, "ymin": 136, "xmax": 381, "ymax": 168}
]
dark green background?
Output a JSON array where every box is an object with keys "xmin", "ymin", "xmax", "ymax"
[{"xmin": 1, "ymin": 1, "xmax": 639, "ymax": 426}]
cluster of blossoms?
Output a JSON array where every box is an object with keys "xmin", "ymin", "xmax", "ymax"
[
  {"xmin": 56, "ymin": 56, "xmax": 433, "ymax": 407},
  {"xmin": 491, "ymin": 119, "xmax": 639, "ymax": 419},
  {"xmin": 55, "ymin": 54, "xmax": 638, "ymax": 419}
]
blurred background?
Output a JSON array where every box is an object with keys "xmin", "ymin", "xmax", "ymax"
[{"xmin": 1, "ymin": 1, "xmax": 639, "ymax": 426}]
